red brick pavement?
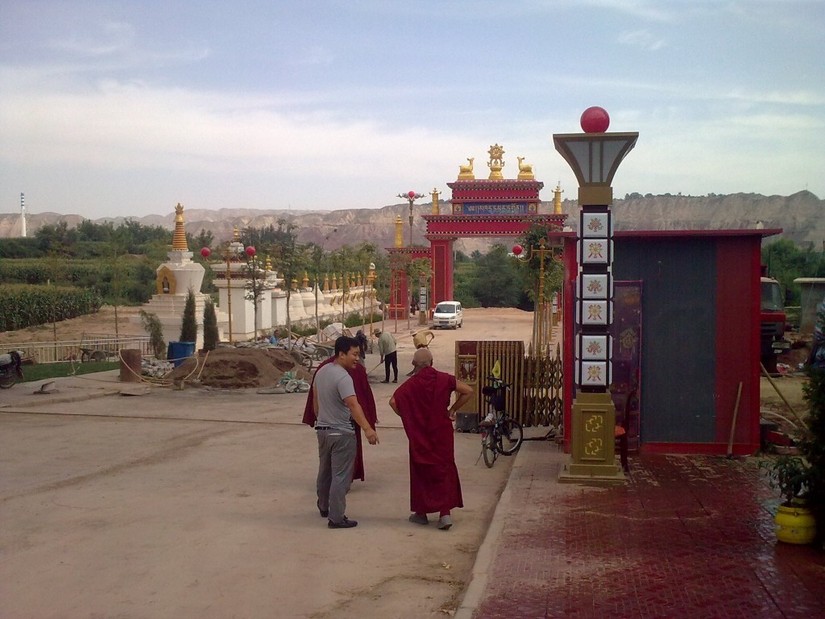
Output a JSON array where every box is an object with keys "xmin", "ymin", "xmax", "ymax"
[{"xmin": 471, "ymin": 444, "xmax": 825, "ymax": 619}]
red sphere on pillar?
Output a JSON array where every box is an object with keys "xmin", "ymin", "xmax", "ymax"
[
  {"xmin": 407, "ymin": 190, "xmax": 416, "ymax": 199},
  {"xmin": 580, "ymin": 106, "xmax": 610, "ymax": 133},
  {"xmin": 245, "ymin": 246, "xmax": 256, "ymax": 257},
  {"xmin": 512, "ymin": 244, "xmax": 523, "ymax": 256},
  {"xmin": 200, "ymin": 247, "xmax": 211, "ymax": 258}
]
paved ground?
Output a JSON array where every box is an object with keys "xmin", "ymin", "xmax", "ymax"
[
  {"xmin": 2, "ymin": 308, "xmax": 824, "ymax": 618},
  {"xmin": 463, "ymin": 445, "xmax": 825, "ymax": 619}
]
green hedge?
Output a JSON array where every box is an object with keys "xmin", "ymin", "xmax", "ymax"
[
  {"xmin": 0, "ymin": 258, "xmax": 156, "ymax": 304},
  {"xmin": 0, "ymin": 285, "xmax": 103, "ymax": 331}
]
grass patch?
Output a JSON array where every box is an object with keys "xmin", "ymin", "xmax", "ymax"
[{"xmin": 22, "ymin": 361, "xmax": 119, "ymax": 383}]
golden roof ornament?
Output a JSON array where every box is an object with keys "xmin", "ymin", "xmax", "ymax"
[
  {"xmin": 553, "ymin": 182, "xmax": 564, "ymax": 215},
  {"xmin": 431, "ymin": 188, "xmax": 440, "ymax": 215},
  {"xmin": 394, "ymin": 215, "xmax": 404, "ymax": 247},
  {"xmin": 457, "ymin": 157, "xmax": 475, "ymax": 180},
  {"xmin": 302, "ymin": 272, "xmax": 309, "ymax": 288},
  {"xmin": 172, "ymin": 203, "xmax": 189, "ymax": 251},
  {"xmin": 487, "ymin": 144, "xmax": 505, "ymax": 180},
  {"xmin": 517, "ymin": 156, "xmax": 535, "ymax": 180}
]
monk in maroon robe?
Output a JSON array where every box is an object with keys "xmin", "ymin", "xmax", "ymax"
[
  {"xmin": 303, "ymin": 356, "xmax": 377, "ymax": 481},
  {"xmin": 389, "ymin": 348, "xmax": 473, "ymax": 530}
]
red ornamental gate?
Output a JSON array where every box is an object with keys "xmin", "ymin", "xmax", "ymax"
[{"xmin": 388, "ymin": 146, "xmax": 568, "ymax": 317}]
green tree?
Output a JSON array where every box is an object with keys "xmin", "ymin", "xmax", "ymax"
[
  {"xmin": 202, "ymin": 299, "xmax": 219, "ymax": 351},
  {"xmin": 179, "ymin": 289, "xmax": 198, "ymax": 342},
  {"xmin": 140, "ymin": 310, "xmax": 166, "ymax": 358},
  {"xmin": 470, "ymin": 244, "xmax": 527, "ymax": 307}
]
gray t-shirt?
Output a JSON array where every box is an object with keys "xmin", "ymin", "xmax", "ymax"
[{"xmin": 314, "ymin": 362, "xmax": 356, "ymax": 433}]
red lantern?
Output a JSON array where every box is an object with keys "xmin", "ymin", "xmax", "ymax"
[
  {"xmin": 512, "ymin": 244, "xmax": 523, "ymax": 256},
  {"xmin": 580, "ymin": 106, "xmax": 610, "ymax": 133},
  {"xmin": 200, "ymin": 247, "xmax": 211, "ymax": 258},
  {"xmin": 407, "ymin": 190, "xmax": 416, "ymax": 199},
  {"xmin": 245, "ymin": 246, "xmax": 256, "ymax": 257}
]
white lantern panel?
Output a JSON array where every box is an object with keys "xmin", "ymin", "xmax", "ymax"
[
  {"xmin": 580, "ymin": 274, "xmax": 611, "ymax": 300},
  {"xmin": 581, "ymin": 300, "xmax": 611, "ymax": 325},
  {"xmin": 580, "ymin": 334, "xmax": 610, "ymax": 361},
  {"xmin": 581, "ymin": 212, "xmax": 610, "ymax": 238},
  {"xmin": 580, "ymin": 239, "xmax": 609, "ymax": 264},
  {"xmin": 580, "ymin": 361, "xmax": 609, "ymax": 387}
]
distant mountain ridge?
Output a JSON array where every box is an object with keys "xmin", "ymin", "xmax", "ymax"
[{"xmin": 1, "ymin": 191, "xmax": 822, "ymax": 254}]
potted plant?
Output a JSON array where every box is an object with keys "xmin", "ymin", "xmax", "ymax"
[{"xmin": 761, "ymin": 455, "xmax": 816, "ymax": 544}]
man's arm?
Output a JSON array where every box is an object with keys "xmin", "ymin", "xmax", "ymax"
[
  {"xmin": 448, "ymin": 380, "xmax": 473, "ymax": 421},
  {"xmin": 344, "ymin": 395, "xmax": 379, "ymax": 444},
  {"xmin": 388, "ymin": 396, "xmax": 401, "ymax": 417}
]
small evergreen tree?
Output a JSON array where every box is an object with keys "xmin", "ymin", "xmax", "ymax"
[
  {"xmin": 140, "ymin": 310, "xmax": 166, "ymax": 359},
  {"xmin": 179, "ymin": 288, "xmax": 197, "ymax": 342},
  {"xmin": 202, "ymin": 299, "xmax": 219, "ymax": 351}
]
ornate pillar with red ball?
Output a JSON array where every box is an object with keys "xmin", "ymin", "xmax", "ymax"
[{"xmin": 554, "ymin": 107, "xmax": 638, "ymax": 483}]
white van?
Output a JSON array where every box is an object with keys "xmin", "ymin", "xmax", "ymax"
[{"xmin": 432, "ymin": 301, "xmax": 463, "ymax": 329}]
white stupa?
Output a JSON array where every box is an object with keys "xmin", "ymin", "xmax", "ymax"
[{"xmin": 138, "ymin": 203, "xmax": 208, "ymax": 349}]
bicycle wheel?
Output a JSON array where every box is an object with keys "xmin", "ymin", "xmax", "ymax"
[
  {"xmin": 481, "ymin": 431, "xmax": 497, "ymax": 468},
  {"xmin": 497, "ymin": 418, "xmax": 524, "ymax": 455}
]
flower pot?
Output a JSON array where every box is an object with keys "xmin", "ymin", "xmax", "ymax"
[{"xmin": 775, "ymin": 503, "xmax": 817, "ymax": 545}]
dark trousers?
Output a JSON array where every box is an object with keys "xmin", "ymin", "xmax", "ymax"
[{"xmin": 384, "ymin": 351, "xmax": 398, "ymax": 382}]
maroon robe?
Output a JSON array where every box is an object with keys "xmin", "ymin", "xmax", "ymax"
[
  {"xmin": 302, "ymin": 357, "xmax": 377, "ymax": 481},
  {"xmin": 391, "ymin": 366, "xmax": 463, "ymax": 514}
]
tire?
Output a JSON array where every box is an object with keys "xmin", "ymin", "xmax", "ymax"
[
  {"xmin": 81, "ymin": 350, "xmax": 91, "ymax": 363},
  {"xmin": 497, "ymin": 418, "xmax": 523, "ymax": 455},
  {"xmin": 0, "ymin": 374, "xmax": 16, "ymax": 389},
  {"xmin": 91, "ymin": 351, "xmax": 106, "ymax": 362},
  {"xmin": 482, "ymin": 432, "xmax": 497, "ymax": 468}
]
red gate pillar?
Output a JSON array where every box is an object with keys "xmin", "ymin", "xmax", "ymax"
[{"xmin": 431, "ymin": 238, "xmax": 455, "ymax": 304}]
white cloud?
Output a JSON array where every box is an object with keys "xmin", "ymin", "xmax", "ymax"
[{"xmin": 617, "ymin": 29, "xmax": 666, "ymax": 51}]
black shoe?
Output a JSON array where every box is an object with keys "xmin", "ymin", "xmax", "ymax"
[
  {"xmin": 392, "ymin": 379, "xmax": 397, "ymax": 383},
  {"xmin": 328, "ymin": 517, "xmax": 358, "ymax": 529},
  {"xmin": 317, "ymin": 500, "xmax": 328, "ymax": 518},
  {"xmin": 380, "ymin": 380, "xmax": 389, "ymax": 383}
]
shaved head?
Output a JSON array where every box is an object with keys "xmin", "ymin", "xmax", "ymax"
[{"xmin": 412, "ymin": 348, "xmax": 433, "ymax": 368}]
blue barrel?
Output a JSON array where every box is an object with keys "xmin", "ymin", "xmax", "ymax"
[{"xmin": 167, "ymin": 341, "xmax": 196, "ymax": 367}]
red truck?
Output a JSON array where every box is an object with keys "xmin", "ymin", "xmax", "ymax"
[{"xmin": 760, "ymin": 271, "xmax": 790, "ymax": 373}]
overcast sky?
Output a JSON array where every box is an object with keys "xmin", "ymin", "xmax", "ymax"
[{"xmin": 1, "ymin": 0, "xmax": 823, "ymax": 219}]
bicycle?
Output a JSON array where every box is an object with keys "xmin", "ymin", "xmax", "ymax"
[{"xmin": 479, "ymin": 377, "xmax": 523, "ymax": 468}]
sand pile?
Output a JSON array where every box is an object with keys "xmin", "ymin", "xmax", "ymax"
[{"xmin": 167, "ymin": 347, "xmax": 313, "ymax": 389}]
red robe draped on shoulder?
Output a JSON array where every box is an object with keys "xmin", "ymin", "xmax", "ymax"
[
  {"xmin": 302, "ymin": 357, "xmax": 377, "ymax": 481},
  {"xmin": 391, "ymin": 366, "xmax": 463, "ymax": 514}
]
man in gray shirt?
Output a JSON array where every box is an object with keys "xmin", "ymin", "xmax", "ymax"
[{"xmin": 314, "ymin": 336, "xmax": 379, "ymax": 528}]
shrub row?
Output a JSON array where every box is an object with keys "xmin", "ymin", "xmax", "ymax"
[
  {"xmin": 0, "ymin": 258, "xmax": 156, "ymax": 305},
  {"xmin": 0, "ymin": 285, "xmax": 103, "ymax": 331}
]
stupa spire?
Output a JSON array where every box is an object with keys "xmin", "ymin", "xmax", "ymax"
[{"xmin": 172, "ymin": 203, "xmax": 189, "ymax": 251}]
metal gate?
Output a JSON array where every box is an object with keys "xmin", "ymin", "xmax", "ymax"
[{"xmin": 455, "ymin": 340, "xmax": 563, "ymax": 428}]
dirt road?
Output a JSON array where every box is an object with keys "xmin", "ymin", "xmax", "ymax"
[{"xmin": 0, "ymin": 308, "xmax": 541, "ymax": 619}]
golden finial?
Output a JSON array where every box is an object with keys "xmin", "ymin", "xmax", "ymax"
[
  {"xmin": 171, "ymin": 203, "xmax": 189, "ymax": 251},
  {"xmin": 517, "ymin": 156, "xmax": 535, "ymax": 180},
  {"xmin": 302, "ymin": 271, "xmax": 309, "ymax": 288},
  {"xmin": 487, "ymin": 144, "xmax": 505, "ymax": 180},
  {"xmin": 457, "ymin": 157, "xmax": 475, "ymax": 180},
  {"xmin": 323, "ymin": 273, "xmax": 329, "ymax": 291},
  {"xmin": 394, "ymin": 215, "xmax": 403, "ymax": 247},
  {"xmin": 232, "ymin": 226, "xmax": 241, "ymax": 242},
  {"xmin": 265, "ymin": 254, "xmax": 272, "ymax": 271},
  {"xmin": 431, "ymin": 188, "xmax": 440, "ymax": 215},
  {"xmin": 332, "ymin": 273, "xmax": 338, "ymax": 289},
  {"xmin": 356, "ymin": 272, "xmax": 363, "ymax": 287},
  {"xmin": 553, "ymin": 182, "xmax": 564, "ymax": 215},
  {"xmin": 291, "ymin": 278, "xmax": 298, "ymax": 291}
]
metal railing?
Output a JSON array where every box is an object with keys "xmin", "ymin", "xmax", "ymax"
[{"xmin": 1, "ymin": 336, "xmax": 153, "ymax": 365}]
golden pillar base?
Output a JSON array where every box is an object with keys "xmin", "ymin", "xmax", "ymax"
[{"xmin": 558, "ymin": 392, "xmax": 625, "ymax": 485}]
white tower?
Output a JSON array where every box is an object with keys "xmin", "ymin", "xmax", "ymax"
[{"xmin": 20, "ymin": 193, "xmax": 27, "ymax": 238}]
